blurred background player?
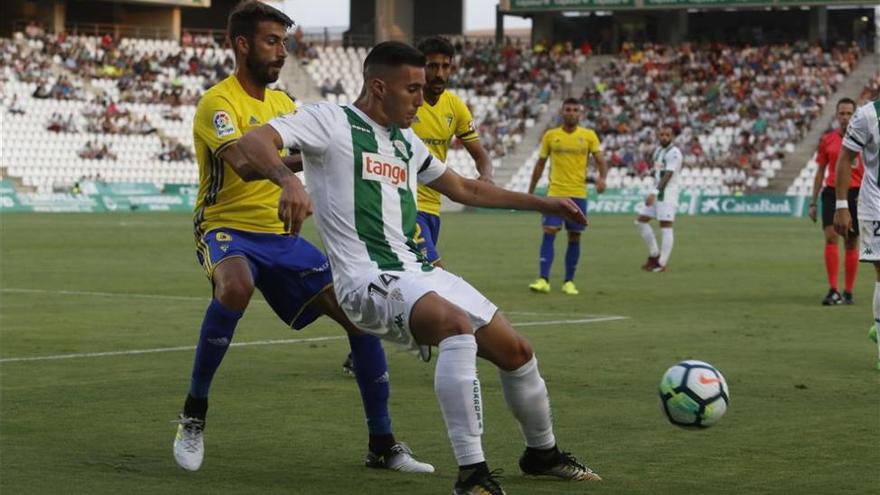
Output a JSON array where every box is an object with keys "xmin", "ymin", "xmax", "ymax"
[
  {"xmin": 238, "ymin": 40, "xmax": 602, "ymax": 495},
  {"xmin": 636, "ymin": 125, "xmax": 683, "ymax": 273},
  {"xmin": 809, "ymin": 98, "xmax": 863, "ymax": 305},
  {"xmin": 173, "ymin": 1, "xmax": 432, "ymax": 474},
  {"xmin": 342, "ymin": 35, "xmax": 492, "ymax": 375},
  {"xmin": 834, "ymin": 98, "xmax": 880, "ymax": 370},
  {"xmin": 528, "ymin": 98, "xmax": 607, "ymax": 295}
]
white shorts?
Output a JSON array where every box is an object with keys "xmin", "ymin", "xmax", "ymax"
[
  {"xmin": 639, "ymin": 201, "xmax": 677, "ymax": 222},
  {"xmin": 859, "ymin": 220, "xmax": 880, "ymax": 262},
  {"xmin": 337, "ymin": 268, "xmax": 499, "ymax": 355}
]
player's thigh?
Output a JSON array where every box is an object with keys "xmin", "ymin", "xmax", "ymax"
[
  {"xmin": 410, "ymin": 270, "xmax": 499, "ymax": 345},
  {"xmin": 820, "ymin": 187, "xmax": 837, "ymax": 231},
  {"xmin": 415, "ymin": 212, "xmax": 441, "ymax": 265},
  {"xmin": 858, "ymin": 220, "xmax": 880, "ymax": 267},
  {"xmin": 409, "ymin": 292, "xmax": 475, "ymax": 346},
  {"xmin": 656, "ymin": 201, "xmax": 677, "ymax": 223},
  {"xmin": 474, "ymin": 312, "xmax": 534, "ymax": 371},
  {"xmin": 255, "ymin": 235, "xmax": 333, "ymax": 330},
  {"xmin": 638, "ymin": 202, "xmax": 658, "ymax": 221},
  {"xmin": 198, "ymin": 229, "xmax": 258, "ymax": 309},
  {"xmin": 564, "ymin": 197, "xmax": 587, "ymax": 233}
]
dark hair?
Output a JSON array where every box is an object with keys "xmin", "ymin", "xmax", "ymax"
[
  {"xmin": 417, "ymin": 36, "xmax": 455, "ymax": 59},
  {"xmin": 837, "ymin": 97, "xmax": 857, "ymax": 110},
  {"xmin": 227, "ymin": 0, "xmax": 293, "ymax": 43},
  {"xmin": 562, "ymin": 97, "xmax": 581, "ymax": 107},
  {"xmin": 364, "ymin": 41, "xmax": 426, "ymax": 75}
]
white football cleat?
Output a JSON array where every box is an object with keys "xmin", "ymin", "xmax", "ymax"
[
  {"xmin": 365, "ymin": 442, "xmax": 435, "ymax": 473},
  {"xmin": 173, "ymin": 414, "xmax": 205, "ymax": 471}
]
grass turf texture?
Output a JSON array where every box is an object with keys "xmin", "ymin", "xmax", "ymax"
[{"xmin": 1, "ymin": 212, "xmax": 877, "ymax": 494}]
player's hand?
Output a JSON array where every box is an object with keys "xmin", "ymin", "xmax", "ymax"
[
  {"xmin": 596, "ymin": 177, "xmax": 607, "ymax": 194},
  {"xmin": 542, "ymin": 197, "xmax": 587, "ymax": 226},
  {"xmin": 833, "ymin": 208, "xmax": 852, "ymax": 238},
  {"xmin": 477, "ymin": 174, "xmax": 495, "ymax": 185},
  {"xmin": 278, "ymin": 175, "xmax": 313, "ymax": 235},
  {"xmin": 645, "ymin": 194, "xmax": 656, "ymax": 207},
  {"xmin": 808, "ymin": 203, "xmax": 817, "ymax": 223}
]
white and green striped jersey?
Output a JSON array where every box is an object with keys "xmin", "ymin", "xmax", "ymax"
[
  {"xmin": 651, "ymin": 144, "xmax": 682, "ymax": 203},
  {"xmin": 269, "ymin": 103, "xmax": 447, "ymax": 294},
  {"xmin": 843, "ymin": 100, "xmax": 880, "ymax": 221}
]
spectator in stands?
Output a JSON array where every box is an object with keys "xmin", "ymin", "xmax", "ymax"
[
  {"xmin": 332, "ymin": 78, "xmax": 345, "ymax": 96},
  {"xmin": 320, "ymin": 77, "xmax": 335, "ymax": 97},
  {"xmin": 6, "ymin": 94, "xmax": 25, "ymax": 115}
]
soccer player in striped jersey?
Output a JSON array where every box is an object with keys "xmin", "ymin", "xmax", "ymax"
[
  {"xmin": 239, "ymin": 41, "xmax": 601, "ymax": 495},
  {"xmin": 834, "ymin": 98, "xmax": 880, "ymax": 370},
  {"xmin": 342, "ymin": 36, "xmax": 492, "ymax": 375},
  {"xmin": 528, "ymin": 98, "xmax": 607, "ymax": 295},
  {"xmin": 173, "ymin": 1, "xmax": 432, "ymax": 474},
  {"xmin": 809, "ymin": 98, "xmax": 863, "ymax": 305},
  {"xmin": 636, "ymin": 125, "xmax": 683, "ymax": 272}
]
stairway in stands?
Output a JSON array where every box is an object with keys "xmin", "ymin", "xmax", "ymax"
[{"xmin": 770, "ymin": 53, "xmax": 880, "ymax": 193}]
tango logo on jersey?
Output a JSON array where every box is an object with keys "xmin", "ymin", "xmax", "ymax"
[
  {"xmin": 362, "ymin": 152, "xmax": 408, "ymax": 188},
  {"xmin": 213, "ymin": 111, "xmax": 235, "ymax": 138}
]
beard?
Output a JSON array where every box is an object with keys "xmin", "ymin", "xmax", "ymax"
[{"xmin": 246, "ymin": 53, "xmax": 281, "ymax": 85}]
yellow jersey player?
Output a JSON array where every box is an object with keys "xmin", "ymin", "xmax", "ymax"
[
  {"xmin": 412, "ymin": 36, "xmax": 493, "ymax": 267},
  {"xmin": 174, "ymin": 0, "xmax": 432, "ymax": 475},
  {"xmin": 528, "ymin": 98, "xmax": 607, "ymax": 295}
]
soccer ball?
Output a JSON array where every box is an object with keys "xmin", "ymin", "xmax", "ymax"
[{"xmin": 658, "ymin": 360, "xmax": 729, "ymax": 428}]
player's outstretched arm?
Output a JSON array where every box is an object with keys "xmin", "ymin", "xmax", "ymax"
[
  {"xmin": 428, "ymin": 168, "xmax": 587, "ymax": 225},
  {"xmin": 238, "ymin": 125, "xmax": 313, "ymax": 235},
  {"xmin": 808, "ymin": 160, "xmax": 826, "ymax": 223},
  {"xmin": 216, "ymin": 145, "xmax": 303, "ymax": 182},
  {"xmin": 832, "ymin": 146, "xmax": 858, "ymax": 237}
]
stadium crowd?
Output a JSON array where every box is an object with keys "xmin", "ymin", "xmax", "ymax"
[{"xmin": 581, "ymin": 42, "xmax": 862, "ymax": 190}]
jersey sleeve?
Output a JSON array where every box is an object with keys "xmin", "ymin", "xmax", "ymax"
[
  {"xmin": 843, "ymin": 104, "xmax": 871, "ymax": 153},
  {"xmin": 193, "ymin": 93, "xmax": 241, "ymax": 157},
  {"xmin": 539, "ymin": 131, "xmax": 552, "ymax": 159},
  {"xmin": 452, "ymin": 96, "xmax": 479, "ymax": 143},
  {"xmin": 412, "ymin": 134, "xmax": 448, "ymax": 184},
  {"xmin": 587, "ymin": 130, "xmax": 602, "ymax": 154},
  {"xmin": 268, "ymin": 102, "xmax": 336, "ymax": 155},
  {"xmin": 665, "ymin": 147, "xmax": 683, "ymax": 173}
]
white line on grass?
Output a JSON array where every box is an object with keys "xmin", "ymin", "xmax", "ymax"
[{"xmin": 0, "ymin": 316, "xmax": 627, "ymax": 364}]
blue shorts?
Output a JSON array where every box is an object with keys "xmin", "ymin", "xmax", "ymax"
[
  {"xmin": 415, "ymin": 211, "xmax": 442, "ymax": 264},
  {"xmin": 196, "ymin": 228, "xmax": 332, "ymax": 330},
  {"xmin": 542, "ymin": 197, "xmax": 587, "ymax": 232}
]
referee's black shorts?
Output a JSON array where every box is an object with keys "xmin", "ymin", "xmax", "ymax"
[{"xmin": 821, "ymin": 186, "xmax": 859, "ymax": 234}]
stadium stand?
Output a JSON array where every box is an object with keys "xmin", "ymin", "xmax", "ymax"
[
  {"xmin": 506, "ymin": 42, "xmax": 863, "ymax": 195},
  {"xmin": 786, "ymin": 70, "xmax": 880, "ymax": 197}
]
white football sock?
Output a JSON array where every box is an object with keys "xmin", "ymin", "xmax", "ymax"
[
  {"xmin": 435, "ymin": 334, "xmax": 484, "ymax": 465},
  {"xmin": 660, "ymin": 227, "xmax": 674, "ymax": 267},
  {"xmin": 636, "ymin": 220, "xmax": 660, "ymax": 257},
  {"xmin": 498, "ymin": 356, "xmax": 556, "ymax": 450},
  {"xmin": 874, "ymin": 282, "xmax": 880, "ymax": 359}
]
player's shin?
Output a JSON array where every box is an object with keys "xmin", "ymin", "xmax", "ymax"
[
  {"xmin": 564, "ymin": 240, "xmax": 580, "ymax": 282},
  {"xmin": 874, "ymin": 281, "xmax": 880, "ymax": 359},
  {"xmin": 346, "ymin": 333, "xmax": 394, "ymax": 451},
  {"xmin": 498, "ymin": 356, "xmax": 556, "ymax": 450},
  {"xmin": 636, "ymin": 220, "xmax": 659, "ymax": 257},
  {"xmin": 660, "ymin": 227, "xmax": 674, "ymax": 267},
  {"xmin": 539, "ymin": 232, "xmax": 555, "ymax": 279},
  {"xmin": 189, "ymin": 298, "xmax": 242, "ymax": 402},
  {"xmin": 434, "ymin": 334, "xmax": 484, "ymax": 466}
]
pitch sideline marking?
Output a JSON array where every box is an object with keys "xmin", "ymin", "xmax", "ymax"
[{"xmin": 0, "ymin": 316, "xmax": 627, "ymax": 364}]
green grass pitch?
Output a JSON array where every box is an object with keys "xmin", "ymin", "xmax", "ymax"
[{"xmin": 1, "ymin": 212, "xmax": 877, "ymax": 494}]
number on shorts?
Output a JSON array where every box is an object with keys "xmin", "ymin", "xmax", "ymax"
[
  {"xmin": 873, "ymin": 221, "xmax": 880, "ymax": 237},
  {"xmin": 368, "ymin": 273, "xmax": 401, "ymax": 298}
]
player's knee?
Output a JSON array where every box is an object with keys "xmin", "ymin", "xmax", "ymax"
[
  {"xmin": 436, "ymin": 307, "xmax": 474, "ymax": 338},
  {"xmin": 214, "ymin": 278, "xmax": 254, "ymax": 311},
  {"xmin": 568, "ymin": 232, "xmax": 581, "ymax": 243},
  {"xmin": 500, "ymin": 335, "xmax": 534, "ymax": 371}
]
